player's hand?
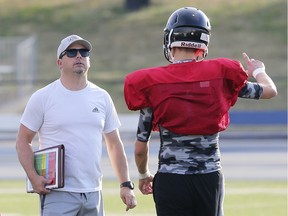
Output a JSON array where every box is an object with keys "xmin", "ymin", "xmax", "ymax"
[
  {"xmin": 242, "ymin": 52, "xmax": 265, "ymax": 77},
  {"xmin": 30, "ymin": 175, "xmax": 52, "ymax": 194},
  {"xmin": 139, "ymin": 175, "xmax": 154, "ymax": 195},
  {"xmin": 120, "ymin": 187, "xmax": 137, "ymax": 211}
]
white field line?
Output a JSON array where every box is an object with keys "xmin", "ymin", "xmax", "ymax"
[
  {"xmin": 0, "ymin": 187, "xmax": 285, "ymax": 195},
  {"xmin": 103, "ymin": 187, "xmax": 287, "ymax": 195},
  {"xmin": 0, "ymin": 188, "xmax": 26, "ymax": 194},
  {"xmin": 225, "ymin": 187, "xmax": 286, "ymax": 195},
  {"xmin": 0, "ymin": 187, "xmax": 288, "ymax": 194}
]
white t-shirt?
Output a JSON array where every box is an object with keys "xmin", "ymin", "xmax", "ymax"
[{"xmin": 21, "ymin": 79, "xmax": 121, "ymax": 192}]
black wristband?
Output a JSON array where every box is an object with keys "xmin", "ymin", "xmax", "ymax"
[{"xmin": 120, "ymin": 181, "xmax": 134, "ymax": 190}]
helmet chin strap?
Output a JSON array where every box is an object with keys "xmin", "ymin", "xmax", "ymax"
[
  {"xmin": 168, "ymin": 49, "xmax": 173, "ymax": 62},
  {"xmin": 203, "ymin": 50, "xmax": 208, "ymax": 58},
  {"xmin": 196, "ymin": 49, "xmax": 207, "ymax": 60}
]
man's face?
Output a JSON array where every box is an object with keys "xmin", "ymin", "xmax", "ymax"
[{"xmin": 57, "ymin": 44, "xmax": 90, "ymax": 75}]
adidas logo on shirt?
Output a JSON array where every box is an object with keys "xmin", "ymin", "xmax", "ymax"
[{"xmin": 92, "ymin": 107, "xmax": 99, "ymax": 112}]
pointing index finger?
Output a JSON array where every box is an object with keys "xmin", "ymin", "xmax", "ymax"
[{"xmin": 242, "ymin": 52, "xmax": 249, "ymax": 62}]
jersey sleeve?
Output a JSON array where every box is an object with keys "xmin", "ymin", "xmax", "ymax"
[
  {"xmin": 238, "ymin": 81, "xmax": 263, "ymax": 99},
  {"xmin": 136, "ymin": 107, "xmax": 153, "ymax": 142},
  {"xmin": 124, "ymin": 72, "xmax": 150, "ymax": 111}
]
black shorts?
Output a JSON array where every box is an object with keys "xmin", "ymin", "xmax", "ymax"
[{"xmin": 153, "ymin": 171, "xmax": 224, "ymax": 216}]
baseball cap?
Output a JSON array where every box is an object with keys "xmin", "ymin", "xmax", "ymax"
[{"xmin": 57, "ymin": 35, "xmax": 92, "ymax": 59}]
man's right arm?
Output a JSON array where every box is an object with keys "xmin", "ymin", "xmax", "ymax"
[
  {"xmin": 16, "ymin": 124, "xmax": 51, "ymax": 194},
  {"xmin": 134, "ymin": 108, "xmax": 154, "ymax": 194}
]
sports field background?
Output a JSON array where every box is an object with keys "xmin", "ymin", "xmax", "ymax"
[
  {"xmin": 0, "ymin": 0, "xmax": 286, "ymax": 112},
  {"xmin": 0, "ymin": 0, "xmax": 287, "ymax": 215},
  {"xmin": 0, "ymin": 179, "xmax": 287, "ymax": 216},
  {"xmin": 0, "ymin": 134, "xmax": 286, "ymax": 215}
]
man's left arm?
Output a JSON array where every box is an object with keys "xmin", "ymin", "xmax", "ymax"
[
  {"xmin": 242, "ymin": 52, "xmax": 277, "ymax": 99},
  {"xmin": 104, "ymin": 129, "xmax": 137, "ymax": 211}
]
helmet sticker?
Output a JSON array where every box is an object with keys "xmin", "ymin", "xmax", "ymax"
[{"xmin": 200, "ymin": 33, "xmax": 210, "ymax": 42}]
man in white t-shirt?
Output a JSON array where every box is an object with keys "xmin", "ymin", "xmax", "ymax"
[{"xmin": 16, "ymin": 34, "xmax": 136, "ymax": 216}]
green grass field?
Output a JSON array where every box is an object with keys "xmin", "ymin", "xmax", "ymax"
[{"xmin": 0, "ymin": 179, "xmax": 286, "ymax": 216}]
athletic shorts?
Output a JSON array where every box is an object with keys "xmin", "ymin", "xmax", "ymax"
[
  {"xmin": 153, "ymin": 171, "xmax": 224, "ymax": 216},
  {"xmin": 40, "ymin": 190, "xmax": 104, "ymax": 216}
]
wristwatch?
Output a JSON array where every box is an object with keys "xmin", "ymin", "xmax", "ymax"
[{"xmin": 120, "ymin": 181, "xmax": 134, "ymax": 190}]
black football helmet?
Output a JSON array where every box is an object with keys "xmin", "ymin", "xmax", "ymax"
[{"xmin": 163, "ymin": 7, "xmax": 211, "ymax": 62}]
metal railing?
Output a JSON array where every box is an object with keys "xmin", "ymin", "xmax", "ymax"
[{"xmin": 0, "ymin": 36, "xmax": 36, "ymax": 103}]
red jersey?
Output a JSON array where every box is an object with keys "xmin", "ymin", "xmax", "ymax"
[{"xmin": 124, "ymin": 58, "xmax": 248, "ymax": 135}]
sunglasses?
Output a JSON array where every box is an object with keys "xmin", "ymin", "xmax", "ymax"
[{"xmin": 60, "ymin": 49, "xmax": 90, "ymax": 59}]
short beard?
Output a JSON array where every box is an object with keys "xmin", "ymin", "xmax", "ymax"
[{"xmin": 74, "ymin": 69, "xmax": 85, "ymax": 74}]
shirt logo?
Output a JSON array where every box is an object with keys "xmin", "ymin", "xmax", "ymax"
[
  {"xmin": 200, "ymin": 81, "xmax": 210, "ymax": 88},
  {"xmin": 92, "ymin": 107, "xmax": 99, "ymax": 113}
]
